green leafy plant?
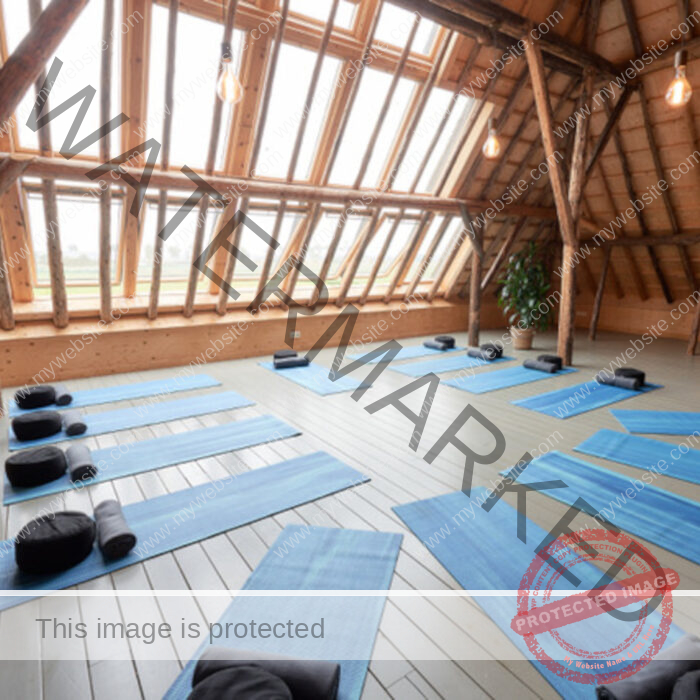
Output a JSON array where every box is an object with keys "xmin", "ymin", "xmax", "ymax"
[{"xmin": 497, "ymin": 241, "xmax": 551, "ymax": 332}]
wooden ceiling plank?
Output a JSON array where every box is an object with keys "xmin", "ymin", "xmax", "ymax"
[
  {"xmin": 622, "ymin": 0, "xmax": 696, "ymax": 292},
  {"xmin": 603, "ymin": 99, "xmax": 675, "ymax": 303}
]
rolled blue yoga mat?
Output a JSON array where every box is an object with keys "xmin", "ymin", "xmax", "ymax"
[
  {"xmin": 348, "ymin": 343, "xmax": 464, "ymax": 364},
  {"xmin": 0, "ymin": 452, "xmax": 369, "ymax": 612},
  {"xmin": 389, "ymin": 353, "xmax": 513, "ymax": 378},
  {"xmin": 512, "ymin": 380, "xmax": 661, "ymax": 419},
  {"xmin": 611, "ymin": 410, "xmax": 700, "ymax": 435},
  {"xmin": 4, "ymin": 415, "xmax": 301, "ymax": 504},
  {"xmin": 446, "ymin": 365, "xmax": 577, "ymax": 394},
  {"xmin": 394, "ymin": 489, "xmax": 684, "ymax": 700},
  {"xmin": 8, "ymin": 391, "xmax": 254, "ymax": 450},
  {"xmin": 575, "ymin": 429, "xmax": 700, "ymax": 485},
  {"xmin": 9, "ymin": 374, "xmax": 221, "ymax": 416},
  {"xmin": 259, "ymin": 361, "xmax": 371, "ymax": 396},
  {"xmin": 501, "ymin": 451, "xmax": 700, "ymax": 565},
  {"xmin": 163, "ymin": 526, "xmax": 401, "ymax": 700}
]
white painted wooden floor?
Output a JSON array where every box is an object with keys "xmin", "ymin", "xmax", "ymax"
[{"xmin": 0, "ymin": 329, "xmax": 698, "ymax": 700}]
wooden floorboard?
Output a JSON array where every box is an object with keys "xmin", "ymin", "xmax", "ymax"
[{"xmin": 0, "ymin": 329, "xmax": 698, "ymax": 699}]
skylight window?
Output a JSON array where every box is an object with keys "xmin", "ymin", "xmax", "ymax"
[
  {"xmin": 289, "ymin": 0, "xmax": 357, "ymax": 30},
  {"xmin": 3, "ymin": 0, "xmax": 122, "ymax": 155},
  {"xmin": 374, "ymin": 4, "xmax": 439, "ymax": 55}
]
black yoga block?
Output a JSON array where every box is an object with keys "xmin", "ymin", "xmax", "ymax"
[
  {"xmin": 274, "ymin": 357, "xmax": 309, "ymax": 370},
  {"xmin": 190, "ymin": 665, "xmax": 293, "ymax": 700},
  {"xmin": 14, "ymin": 385, "xmax": 56, "ymax": 410},
  {"xmin": 615, "ymin": 367, "xmax": 645, "ymax": 385},
  {"xmin": 435, "ymin": 335, "xmax": 456, "ymax": 349},
  {"xmin": 5, "ymin": 446, "xmax": 67, "ymax": 488},
  {"xmin": 538, "ymin": 354, "xmax": 563, "ymax": 371},
  {"xmin": 424, "ymin": 340, "xmax": 450, "ymax": 351},
  {"xmin": 15, "ymin": 511, "xmax": 95, "ymax": 575},
  {"xmin": 480, "ymin": 343, "xmax": 503, "ymax": 359},
  {"xmin": 273, "ymin": 349, "xmax": 298, "ymax": 360},
  {"xmin": 12, "ymin": 411, "xmax": 62, "ymax": 442}
]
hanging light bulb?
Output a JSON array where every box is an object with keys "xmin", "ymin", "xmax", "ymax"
[
  {"xmin": 666, "ymin": 49, "xmax": 692, "ymax": 108},
  {"xmin": 217, "ymin": 41, "xmax": 243, "ymax": 104},
  {"xmin": 482, "ymin": 118, "xmax": 501, "ymax": 159}
]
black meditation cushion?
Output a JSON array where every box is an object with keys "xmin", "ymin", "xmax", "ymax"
[
  {"xmin": 615, "ymin": 367, "xmax": 645, "ymax": 385},
  {"xmin": 273, "ymin": 349, "xmax": 298, "ymax": 360},
  {"xmin": 435, "ymin": 335, "xmax": 456, "ymax": 348},
  {"xmin": 538, "ymin": 354, "xmax": 563, "ymax": 371},
  {"xmin": 14, "ymin": 385, "xmax": 56, "ymax": 410},
  {"xmin": 5, "ymin": 446, "xmax": 67, "ymax": 488},
  {"xmin": 481, "ymin": 343, "xmax": 503, "ymax": 358},
  {"xmin": 15, "ymin": 511, "xmax": 96, "ymax": 575},
  {"xmin": 12, "ymin": 411, "xmax": 62, "ymax": 442},
  {"xmin": 189, "ymin": 665, "xmax": 293, "ymax": 700}
]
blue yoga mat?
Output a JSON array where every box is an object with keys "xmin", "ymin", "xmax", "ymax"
[
  {"xmin": 394, "ymin": 489, "xmax": 684, "ymax": 700},
  {"xmin": 446, "ymin": 365, "xmax": 577, "ymax": 394},
  {"xmin": 575, "ymin": 429, "xmax": 700, "ymax": 486},
  {"xmin": 611, "ymin": 410, "xmax": 700, "ymax": 435},
  {"xmin": 164, "ymin": 526, "xmax": 401, "ymax": 700},
  {"xmin": 0, "ymin": 452, "xmax": 369, "ymax": 612},
  {"xmin": 349, "ymin": 344, "xmax": 464, "ymax": 364},
  {"xmin": 259, "ymin": 361, "xmax": 371, "ymax": 396},
  {"xmin": 389, "ymin": 353, "xmax": 513, "ymax": 378},
  {"xmin": 8, "ymin": 391, "xmax": 254, "ymax": 451},
  {"xmin": 4, "ymin": 415, "xmax": 300, "ymax": 505},
  {"xmin": 501, "ymin": 451, "xmax": 700, "ymax": 566},
  {"xmin": 9, "ymin": 374, "xmax": 221, "ymax": 416},
  {"xmin": 512, "ymin": 380, "xmax": 661, "ymax": 419}
]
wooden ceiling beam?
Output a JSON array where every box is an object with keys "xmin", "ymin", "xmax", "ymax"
[
  {"xmin": 0, "ymin": 0, "xmax": 90, "ymax": 128},
  {"xmin": 390, "ymin": 0, "xmax": 617, "ymax": 78}
]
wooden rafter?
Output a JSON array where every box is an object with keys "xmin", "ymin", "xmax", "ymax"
[
  {"xmin": 384, "ymin": 212, "xmax": 432, "ymax": 302},
  {"xmin": 0, "ymin": 221, "xmax": 14, "ymax": 329},
  {"xmin": 0, "ymin": 0, "xmax": 90, "ymax": 128},
  {"xmin": 405, "ymin": 215, "xmax": 452, "ymax": 299}
]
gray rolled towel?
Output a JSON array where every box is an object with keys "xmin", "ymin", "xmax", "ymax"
[
  {"xmin": 596, "ymin": 371, "xmax": 640, "ymax": 391},
  {"xmin": 66, "ymin": 444, "xmax": 97, "ymax": 483},
  {"xmin": 94, "ymin": 499, "xmax": 137, "ymax": 559},
  {"xmin": 523, "ymin": 359, "xmax": 557, "ymax": 374},
  {"xmin": 194, "ymin": 646, "xmax": 340, "ymax": 700},
  {"xmin": 596, "ymin": 634, "xmax": 700, "ymax": 699},
  {"xmin": 274, "ymin": 357, "xmax": 309, "ymax": 370},
  {"xmin": 424, "ymin": 340, "xmax": 450, "ymax": 352},
  {"xmin": 62, "ymin": 410, "xmax": 87, "ymax": 436},
  {"xmin": 467, "ymin": 348, "xmax": 495, "ymax": 362},
  {"xmin": 53, "ymin": 384, "xmax": 73, "ymax": 406}
]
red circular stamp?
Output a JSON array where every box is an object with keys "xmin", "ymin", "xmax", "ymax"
[{"xmin": 511, "ymin": 527, "xmax": 678, "ymax": 686}]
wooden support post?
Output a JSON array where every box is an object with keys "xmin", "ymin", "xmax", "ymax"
[
  {"xmin": 0, "ymin": 181, "xmax": 34, "ymax": 302},
  {"xmin": 0, "ymin": 0, "xmax": 90, "ymax": 128},
  {"xmin": 525, "ymin": 38, "xmax": 579, "ymax": 364},
  {"xmin": 98, "ymin": 0, "xmax": 114, "ymax": 323},
  {"xmin": 0, "ymin": 158, "xmax": 30, "ymax": 199},
  {"xmin": 183, "ymin": 0, "xmax": 239, "ymax": 318},
  {"xmin": 122, "ymin": 0, "xmax": 151, "ymax": 299},
  {"xmin": 589, "ymin": 246, "xmax": 610, "ymax": 340},
  {"xmin": 147, "ymin": 0, "xmax": 177, "ymax": 319},
  {"xmin": 689, "ymin": 302, "xmax": 700, "ymax": 356},
  {"xmin": 468, "ymin": 227, "xmax": 483, "ymax": 346},
  {"xmin": 29, "ymin": 0, "xmax": 68, "ymax": 329},
  {"xmin": 0, "ymin": 226, "xmax": 14, "ymax": 329}
]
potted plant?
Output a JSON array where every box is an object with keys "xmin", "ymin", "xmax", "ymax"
[{"xmin": 497, "ymin": 241, "xmax": 551, "ymax": 350}]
